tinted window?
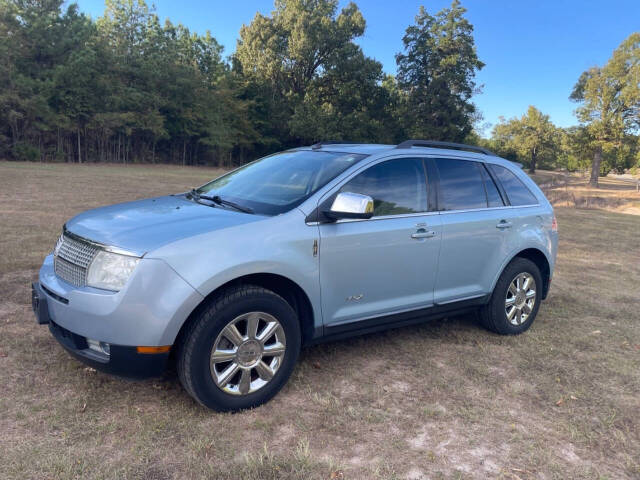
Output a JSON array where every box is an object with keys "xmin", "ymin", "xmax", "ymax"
[
  {"xmin": 489, "ymin": 164, "xmax": 538, "ymax": 206},
  {"xmin": 480, "ymin": 165, "xmax": 504, "ymax": 207},
  {"xmin": 435, "ymin": 159, "xmax": 487, "ymax": 210},
  {"xmin": 198, "ymin": 150, "xmax": 366, "ymax": 215},
  {"xmin": 340, "ymin": 158, "xmax": 427, "ymax": 216}
]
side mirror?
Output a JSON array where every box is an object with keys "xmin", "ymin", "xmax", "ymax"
[{"xmin": 324, "ymin": 192, "xmax": 374, "ymax": 221}]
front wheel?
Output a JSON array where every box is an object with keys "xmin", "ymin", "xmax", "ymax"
[
  {"xmin": 479, "ymin": 258, "xmax": 543, "ymax": 335},
  {"xmin": 177, "ymin": 285, "xmax": 301, "ymax": 411}
]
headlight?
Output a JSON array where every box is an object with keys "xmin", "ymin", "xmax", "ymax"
[{"xmin": 87, "ymin": 251, "xmax": 140, "ymax": 291}]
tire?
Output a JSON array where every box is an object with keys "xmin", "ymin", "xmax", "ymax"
[
  {"xmin": 478, "ymin": 258, "xmax": 543, "ymax": 335},
  {"xmin": 177, "ymin": 285, "xmax": 301, "ymax": 411}
]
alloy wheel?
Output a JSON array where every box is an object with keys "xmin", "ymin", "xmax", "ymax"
[
  {"xmin": 210, "ymin": 312, "xmax": 286, "ymax": 395},
  {"xmin": 504, "ymin": 272, "xmax": 536, "ymax": 326}
]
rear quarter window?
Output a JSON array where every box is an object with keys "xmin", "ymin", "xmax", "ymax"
[{"xmin": 489, "ymin": 164, "xmax": 538, "ymax": 206}]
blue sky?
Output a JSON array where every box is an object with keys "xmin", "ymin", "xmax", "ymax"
[{"xmin": 73, "ymin": 0, "xmax": 639, "ymax": 134}]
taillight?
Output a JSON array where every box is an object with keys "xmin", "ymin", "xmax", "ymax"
[{"xmin": 551, "ymin": 216, "xmax": 558, "ymax": 232}]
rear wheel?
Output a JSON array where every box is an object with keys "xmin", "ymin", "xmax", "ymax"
[
  {"xmin": 479, "ymin": 258, "xmax": 542, "ymax": 335},
  {"xmin": 177, "ymin": 285, "xmax": 301, "ymax": 411}
]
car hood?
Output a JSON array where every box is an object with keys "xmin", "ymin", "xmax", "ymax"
[{"xmin": 65, "ymin": 195, "xmax": 263, "ymax": 256}]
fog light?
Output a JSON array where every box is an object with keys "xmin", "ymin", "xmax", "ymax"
[{"xmin": 87, "ymin": 338, "xmax": 110, "ymax": 356}]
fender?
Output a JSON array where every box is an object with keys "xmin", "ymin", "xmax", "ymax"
[
  {"xmin": 194, "ymin": 261, "xmax": 321, "ymax": 331},
  {"xmin": 158, "ymin": 260, "xmax": 322, "ymax": 346},
  {"xmin": 489, "ymin": 243, "xmax": 554, "ymax": 299}
]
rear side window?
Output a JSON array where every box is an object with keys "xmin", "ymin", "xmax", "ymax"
[
  {"xmin": 339, "ymin": 158, "xmax": 427, "ymax": 216},
  {"xmin": 435, "ymin": 158, "xmax": 487, "ymax": 211},
  {"xmin": 480, "ymin": 166, "xmax": 504, "ymax": 207},
  {"xmin": 489, "ymin": 165, "xmax": 538, "ymax": 206}
]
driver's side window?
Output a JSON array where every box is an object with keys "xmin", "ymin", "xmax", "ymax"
[{"xmin": 339, "ymin": 158, "xmax": 427, "ymax": 216}]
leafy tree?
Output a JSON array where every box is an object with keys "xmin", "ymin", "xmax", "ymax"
[
  {"xmin": 570, "ymin": 33, "xmax": 640, "ymax": 186},
  {"xmin": 236, "ymin": 0, "xmax": 365, "ymax": 99},
  {"xmin": 288, "ymin": 44, "xmax": 392, "ymax": 142},
  {"xmin": 96, "ymin": 0, "xmax": 161, "ymax": 163},
  {"xmin": 395, "ymin": 0, "xmax": 484, "ymax": 142},
  {"xmin": 491, "ymin": 106, "xmax": 559, "ymax": 173},
  {"xmin": 0, "ymin": 0, "xmax": 22, "ymax": 155},
  {"xmin": 556, "ymin": 127, "xmax": 591, "ymax": 172},
  {"xmin": 0, "ymin": 0, "xmax": 73, "ymax": 160},
  {"xmin": 234, "ymin": 0, "xmax": 389, "ymax": 146},
  {"xmin": 380, "ymin": 74, "xmax": 406, "ymax": 143},
  {"xmin": 50, "ymin": 6, "xmax": 103, "ymax": 163}
]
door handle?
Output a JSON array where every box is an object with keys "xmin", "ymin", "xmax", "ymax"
[
  {"xmin": 411, "ymin": 228, "xmax": 436, "ymax": 239},
  {"xmin": 496, "ymin": 220, "xmax": 513, "ymax": 229}
]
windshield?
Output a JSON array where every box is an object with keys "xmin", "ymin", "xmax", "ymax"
[{"xmin": 196, "ymin": 150, "xmax": 367, "ymax": 215}]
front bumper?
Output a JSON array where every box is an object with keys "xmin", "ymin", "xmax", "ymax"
[
  {"xmin": 32, "ymin": 282, "xmax": 168, "ymax": 378},
  {"xmin": 37, "ymin": 254, "xmax": 203, "ymax": 346}
]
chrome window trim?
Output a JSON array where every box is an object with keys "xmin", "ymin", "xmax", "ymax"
[
  {"xmin": 438, "ymin": 206, "xmax": 511, "ymax": 215},
  {"xmin": 62, "ymin": 225, "xmax": 143, "ymax": 258},
  {"xmin": 335, "ymin": 211, "xmax": 439, "ymax": 224},
  {"xmin": 306, "ymin": 210, "xmax": 439, "ymax": 226},
  {"xmin": 307, "ymin": 204, "xmax": 541, "ymax": 226},
  {"xmin": 437, "ymin": 204, "xmax": 540, "ymax": 215}
]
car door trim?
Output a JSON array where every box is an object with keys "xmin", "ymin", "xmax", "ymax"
[
  {"xmin": 332, "ymin": 210, "xmax": 439, "ymax": 224},
  {"xmin": 318, "ymin": 294, "xmax": 489, "ymax": 340},
  {"xmin": 306, "ymin": 205, "xmax": 541, "ymax": 225}
]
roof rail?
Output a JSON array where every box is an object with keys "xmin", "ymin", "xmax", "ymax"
[
  {"xmin": 395, "ymin": 140, "xmax": 495, "ymax": 156},
  {"xmin": 310, "ymin": 141, "xmax": 359, "ymax": 150}
]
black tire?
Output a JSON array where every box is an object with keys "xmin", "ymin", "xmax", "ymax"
[
  {"xmin": 177, "ymin": 285, "xmax": 301, "ymax": 411},
  {"xmin": 478, "ymin": 258, "xmax": 543, "ymax": 335}
]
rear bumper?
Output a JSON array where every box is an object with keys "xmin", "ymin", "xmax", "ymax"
[{"xmin": 32, "ymin": 282, "xmax": 169, "ymax": 379}]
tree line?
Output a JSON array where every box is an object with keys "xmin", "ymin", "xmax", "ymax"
[
  {"xmin": 0, "ymin": 0, "xmax": 482, "ymax": 166},
  {"xmin": 0, "ymin": 0, "xmax": 638, "ymax": 186}
]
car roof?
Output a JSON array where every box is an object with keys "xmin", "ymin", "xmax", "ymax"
[
  {"xmin": 294, "ymin": 144, "xmax": 395, "ymax": 155},
  {"xmin": 295, "ymin": 143, "xmax": 522, "ymax": 168}
]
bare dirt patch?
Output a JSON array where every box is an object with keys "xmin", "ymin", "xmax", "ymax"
[{"xmin": 1, "ymin": 161, "xmax": 639, "ymax": 479}]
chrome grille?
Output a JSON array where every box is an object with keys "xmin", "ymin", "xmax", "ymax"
[{"xmin": 53, "ymin": 233, "xmax": 100, "ymax": 287}]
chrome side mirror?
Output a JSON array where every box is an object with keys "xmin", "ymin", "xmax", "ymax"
[{"xmin": 324, "ymin": 192, "xmax": 374, "ymax": 221}]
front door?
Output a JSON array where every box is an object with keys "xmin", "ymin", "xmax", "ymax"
[{"xmin": 318, "ymin": 157, "xmax": 442, "ymax": 328}]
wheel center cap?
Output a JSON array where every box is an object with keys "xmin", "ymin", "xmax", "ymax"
[
  {"xmin": 236, "ymin": 340, "xmax": 262, "ymax": 366},
  {"xmin": 515, "ymin": 290, "xmax": 526, "ymax": 307}
]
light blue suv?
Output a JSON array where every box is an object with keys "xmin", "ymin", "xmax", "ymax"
[{"xmin": 32, "ymin": 140, "xmax": 558, "ymax": 411}]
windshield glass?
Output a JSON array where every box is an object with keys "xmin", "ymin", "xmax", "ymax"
[{"xmin": 196, "ymin": 150, "xmax": 366, "ymax": 215}]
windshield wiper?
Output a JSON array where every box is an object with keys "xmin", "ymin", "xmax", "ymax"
[{"xmin": 188, "ymin": 189, "xmax": 253, "ymax": 214}]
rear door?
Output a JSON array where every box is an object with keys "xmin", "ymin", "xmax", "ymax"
[
  {"xmin": 318, "ymin": 157, "xmax": 442, "ymax": 328},
  {"xmin": 431, "ymin": 157, "xmax": 519, "ymax": 304}
]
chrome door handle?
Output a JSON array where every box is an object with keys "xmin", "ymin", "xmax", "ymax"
[
  {"xmin": 411, "ymin": 228, "xmax": 436, "ymax": 239},
  {"xmin": 496, "ymin": 221, "xmax": 513, "ymax": 229}
]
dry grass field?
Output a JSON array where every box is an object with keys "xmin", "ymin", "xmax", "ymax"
[
  {"xmin": 532, "ymin": 170, "xmax": 640, "ymax": 216},
  {"xmin": 1, "ymin": 161, "xmax": 639, "ymax": 480}
]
